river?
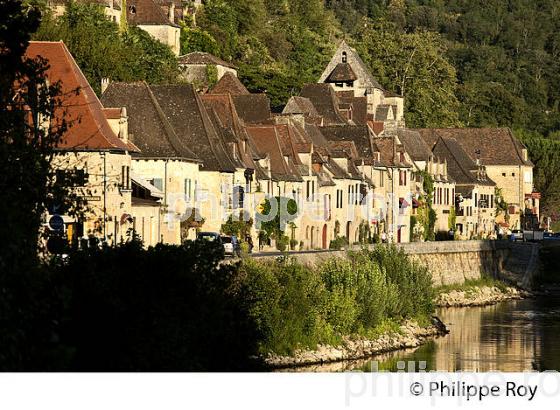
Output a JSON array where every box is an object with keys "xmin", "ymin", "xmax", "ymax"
[{"xmin": 306, "ymin": 296, "xmax": 560, "ymax": 372}]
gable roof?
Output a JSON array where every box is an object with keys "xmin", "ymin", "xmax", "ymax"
[
  {"xmin": 432, "ymin": 136, "xmax": 496, "ymax": 186},
  {"xmin": 325, "ymin": 63, "xmax": 357, "ymax": 82},
  {"xmin": 149, "ymin": 84, "xmax": 237, "ymax": 172},
  {"xmin": 373, "ymin": 137, "xmax": 411, "ymax": 168},
  {"xmin": 319, "ymin": 40, "xmax": 385, "ymax": 91},
  {"xmin": 178, "ymin": 52, "xmax": 237, "ymax": 69},
  {"xmin": 397, "ymin": 129, "xmax": 432, "ymax": 162},
  {"xmin": 26, "ymin": 41, "xmax": 133, "ymax": 152},
  {"xmin": 245, "ymin": 125, "xmax": 302, "ymax": 182},
  {"xmin": 101, "ymin": 82, "xmax": 199, "ymax": 160},
  {"xmin": 320, "ymin": 125, "xmax": 376, "ymax": 164},
  {"xmin": 232, "ymin": 94, "xmax": 271, "ymax": 124},
  {"xmin": 209, "ymin": 72, "xmax": 249, "ymax": 95},
  {"xmin": 416, "ymin": 128, "xmax": 532, "ymax": 167},
  {"xmin": 282, "ymin": 96, "xmax": 320, "ymax": 117},
  {"xmin": 300, "ymin": 84, "xmax": 347, "ymax": 125},
  {"xmin": 340, "ymin": 96, "xmax": 368, "ymax": 125},
  {"xmin": 127, "ymin": 0, "xmax": 178, "ymax": 27}
]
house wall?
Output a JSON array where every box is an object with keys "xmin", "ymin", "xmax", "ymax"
[
  {"xmin": 52, "ymin": 151, "xmax": 133, "ymax": 245},
  {"xmin": 131, "ymin": 204, "xmax": 160, "ymax": 247},
  {"xmin": 485, "ymin": 165, "xmax": 534, "ymax": 229},
  {"xmin": 138, "ymin": 24, "xmax": 181, "ymax": 56},
  {"xmin": 131, "ymin": 158, "xmax": 200, "ymax": 244}
]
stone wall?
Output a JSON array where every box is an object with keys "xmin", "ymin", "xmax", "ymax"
[{"xmin": 253, "ymin": 240, "xmax": 539, "ymax": 288}]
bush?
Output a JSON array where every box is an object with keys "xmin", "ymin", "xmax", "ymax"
[
  {"xmin": 240, "ymin": 245, "xmax": 435, "ymax": 355},
  {"xmin": 52, "ymin": 240, "xmax": 260, "ymax": 371},
  {"xmin": 289, "ymin": 239, "xmax": 299, "ymax": 250},
  {"xmin": 329, "ymin": 236, "xmax": 348, "ymax": 250},
  {"xmin": 276, "ymin": 235, "xmax": 290, "ymax": 252}
]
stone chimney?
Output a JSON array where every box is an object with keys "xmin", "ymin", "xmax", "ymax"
[
  {"xmin": 119, "ymin": 107, "xmax": 129, "ymax": 144},
  {"xmin": 101, "ymin": 78, "xmax": 110, "ymax": 94},
  {"xmin": 168, "ymin": 2, "xmax": 175, "ymax": 23}
]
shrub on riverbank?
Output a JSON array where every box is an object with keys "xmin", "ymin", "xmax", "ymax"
[{"xmin": 240, "ymin": 245, "xmax": 434, "ymax": 355}]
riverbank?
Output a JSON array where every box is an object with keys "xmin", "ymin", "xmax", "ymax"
[
  {"xmin": 436, "ymin": 280, "xmax": 531, "ymax": 308},
  {"xmin": 265, "ymin": 320, "xmax": 447, "ymax": 369}
]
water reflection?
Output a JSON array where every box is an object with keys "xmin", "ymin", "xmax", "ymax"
[{"xmin": 300, "ymin": 297, "xmax": 560, "ymax": 372}]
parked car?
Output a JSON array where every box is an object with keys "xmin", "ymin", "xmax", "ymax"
[
  {"xmin": 197, "ymin": 232, "xmax": 222, "ymax": 244},
  {"xmin": 544, "ymin": 232, "xmax": 560, "ymax": 241},
  {"xmin": 510, "ymin": 230, "xmax": 524, "ymax": 241},
  {"xmin": 221, "ymin": 235, "xmax": 241, "ymax": 257}
]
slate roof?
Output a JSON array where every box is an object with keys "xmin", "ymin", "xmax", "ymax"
[
  {"xmin": 375, "ymin": 104, "xmax": 395, "ymax": 121},
  {"xmin": 325, "ymin": 63, "xmax": 357, "ymax": 82},
  {"xmin": 127, "ymin": 0, "xmax": 178, "ymax": 27},
  {"xmin": 101, "ymin": 82, "xmax": 199, "ymax": 160},
  {"xmin": 397, "ymin": 129, "xmax": 432, "ymax": 162},
  {"xmin": 26, "ymin": 41, "xmax": 134, "ymax": 152},
  {"xmin": 432, "ymin": 137, "xmax": 496, "ymax": 187},
  {"xmin": 178, "ymin": 52, "xmax": 237, "ymax": 69},
  {"xmin": 232, "ymin": 94, "xmax": 272, "ymax": 124},
  {"xmin": 300, "ymin": 84, "xmax": 347, "ymax": 125},
  {"xmin": 416, "ymin": 128, "xmax": 532, "ymax": 167},
  {"xmin": 209, "ymin": 72, "xmax": 249, "ymax": 95}
]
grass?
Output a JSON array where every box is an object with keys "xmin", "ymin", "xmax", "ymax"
[{"xmin": 435, "ymin": 276, "xmax": 510, "ymax": 295}]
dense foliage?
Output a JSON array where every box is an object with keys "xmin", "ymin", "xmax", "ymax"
[
  {"xmin": 33, "ymin": 2, "xmax": 180, "ymax": 94},
  {"xmin": 241, "ymin": 246, "xmax": 434, "ymax": 354}
]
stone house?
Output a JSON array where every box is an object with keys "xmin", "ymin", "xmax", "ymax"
[
  {"xmin": 417, "ymin": 128, "xmax": 538, "ymax": 230},
  {"xmin": 318, "ymin": 40, "xmax": 405, "ymax": 131},
  {"xmin": 429, "ymin": 136, "xmax": 497, "ymax": 239},
  {"xmin": 26, "ymin": 41, "xmax": 138, "ymax": 246},
  {"xmin": 179, "ymin": 53, "xmax": 239, "ymax": 89},
  {"xmin": 397, "ymin": 129, "xmax": 457, "ymax": 237},
  {"xmin": 126, "ymin": 0, "xmax": 181, "ymax": 55}
]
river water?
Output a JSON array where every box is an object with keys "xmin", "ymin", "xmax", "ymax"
[{"xmin": 308, "ymin": 297, "xmax": 560, "ymax": 372}]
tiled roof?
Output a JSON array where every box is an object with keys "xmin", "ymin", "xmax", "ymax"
[
  {"xmin": 127, "ymin": 0, "xmax": 178, "ymax": 27},
  {"xmin": 320, "ymin": 125, "xmax": 376, "ymax": 164},
  {"xmin": 232, "ymin": 94, "xmax": 272, "ymax": 124},
  {"xmin": 432, "ymin": 137, "xmax": 496, "ymax": 186},
  {"xmin": 340, "ymin": 96, "xmax": 367, "ymax": 125},
  {"xmin": 178, "ymin": 52, "xmax": 237, "ymax": 69},
  {"xmin": 325, "ymin": 63, "xmax": 357, "ymax": 82},
  {"xmin": 101, "ymin": 82, "xmax": 199, "ymax": 160},
  {"xmin": 26, "ymin": 41, "xmax": 133, "ymax": 152},
  {"xmin": 300, "ymin": 84, "xmax": 347, "ymax": 125},
  {"xmin": 416, "ymin": 128, "xmax": 532, "ymax": 167},
  {"xmin": 397, "ymin": 129, "xmax": 432, "ymax": 162},
  {"xmin": 209, "ymin": 72, "xmax": 249, "ymax": 95},
  {"xmin": 282, "ymin": 96, "xmax": 320, "ymax": 117},
  {"xmin": 245, "ymin": 126, "xmax": 302, "ymax": 182},
  {"xmin": 149, "ymin": 84, "xmax": 237, "ymax": 172},
  {"xmin": 373, "ymin": 137, "xmax": 411, "ymax": 168}
]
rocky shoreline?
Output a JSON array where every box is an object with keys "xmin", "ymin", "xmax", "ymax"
[
  {"xmin": 265, "ymin": 320, "xmax": 447, "ymax": 369},
  {"xmin": 436, "ymin": 285, "xmax": 531, "ymax": 308}
]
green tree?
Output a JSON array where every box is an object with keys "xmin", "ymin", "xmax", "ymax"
[{"xmin": 354, "ymin": 21, "xmax": 461, "ymax": 127}]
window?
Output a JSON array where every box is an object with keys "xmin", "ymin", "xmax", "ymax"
[
  {"xmin": 150, "ymin": 178, "xmax": 163, "ymax": 191},
  {"xmin": 399, "ymin": 170, "xmax": 407, "ymax": 186},
  {"xmin": 342, "ymin": 51, "xmax": 348, "ymax": 63},
  {"xmin": 306, "ymin": 180, "xmax": 311, "ymax": 201},
  {"xmin": 355, "ymin": 183, "xmax": 359, "ymax": 205},
  {"xmin": 184, "ymin": 178, "xmax": 192, "ymax": 200},
  {"xmin": 474, "ymin": 193, "xmax": 478, "ymax": 208},
  {"xmin": 233, "ymin": 186, "xmax": 244, "ymax": 209},
  {"xmin": 336, "ymin": 189, "xmax": 343, "ymax": 209},
  {"xmin": 502, "ymin": 172, "xmax": 506, "ymax": 177},
  {"xmin": 490, "ymin": 194, "xmax": 494, "ymax": 208},
  {"xmin": 512, "ymin": 173, "xmax": 516, "ymax": 177},
  {"xmin": 335, "ymin": 82, "xmax": 344, "ymax": 87},
  {"xmin": 120, "ymin": 166, "xmax": 130, "ymax": 190}
]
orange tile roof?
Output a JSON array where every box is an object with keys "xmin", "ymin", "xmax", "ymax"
[{"xmin": 25, "ymin": 41, "xmax": 134, "ymax": 152}]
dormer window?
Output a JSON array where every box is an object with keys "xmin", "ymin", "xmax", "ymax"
[
  {"xmin": 129, "ymin": 5, "xmax": 136, "ymax": 15},
  {"xmin": 342, "ymin": 51, "xmax": 347, "ymax": 63}
]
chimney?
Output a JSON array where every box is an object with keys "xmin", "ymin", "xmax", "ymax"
[
  {"xmin": 168, "ymin": 2, "xmax": 175, "ymax": 23},
  {"xmin": 119, "ymin": 107, "xmax": 129, "ymax": 144},
  {"xmin": 101, "ymin": 77, "xmax": 110, "ymax": 94}
]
